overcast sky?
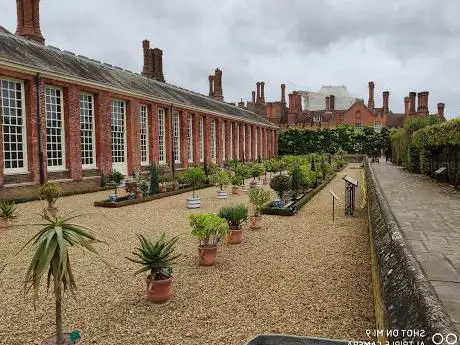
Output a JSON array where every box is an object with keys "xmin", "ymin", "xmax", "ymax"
[{"xmin": 1, "ymin": 0, "xmax": 459, "ymax": 118}]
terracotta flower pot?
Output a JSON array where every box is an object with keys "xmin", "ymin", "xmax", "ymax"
[
  {"xmin": 46, "ymin": 206, "xmax": 58, "ymax": 217},
  {"xmin": 198, "ymin": 245, "xmax": 218, "ymax": 266},
  {"xmin": 227, "ymin": 229, "xmax": 243, "ymax": 244},
  {"xmin": 262, "ymin": 177, "xmax": 268, "ymax": 185},
  {"xmin": 159, "ymin": 185, "xmax": 167, "ymax": 193},
  {"xmin": 146, "ymin": 276, "xmax": 173, "ymax": 303},
  {"xmin": 231, "ymin": 186, "xmax": 239, "ymax": 194},
  {"xmin": 250, "ymin": 215, "xmax": 262, "ymax": 230},
  {"xmin": 135, "ymin": 191, "xmax": 143, "ymax": 199},
  {"xmin": 0, "ymin": 217, "xmax": 8, "ymax": 230}
]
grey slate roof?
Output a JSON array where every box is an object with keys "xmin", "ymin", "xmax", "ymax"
[{"xmin": 0, "ymin": 32, "xmax": 276, "ymax": 127}]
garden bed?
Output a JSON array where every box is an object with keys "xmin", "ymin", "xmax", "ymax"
[
  {"xmin": 94, "ymin": 184, "xmax": 213, "ymax": 208},
  {"xmin": 262, "ymin": 172, "xmax": 337, "ymax": 216}
]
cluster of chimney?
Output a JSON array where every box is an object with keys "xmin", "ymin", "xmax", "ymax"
[
  {"xmin": 15, "ymin": 0, "xmax": 45, "ymax": 44},
  {"xmin": 367, "ymin": 81, "xmax": 390, "ymax": 114},
  {"xmin": 325, "ymin": 95, "xmax": 335, "ymax": 112},
  {"xmin": 142, "ymin": 40, "xmax": 165, "ymax": 82},
  {"xmin": 208, "ymin": 69, "xmax": 224, "ymax": 101}
]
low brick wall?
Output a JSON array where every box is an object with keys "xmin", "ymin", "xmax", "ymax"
[{"xmin": 365, "ymin": 157, "xmax": 457, "ymax": 343}]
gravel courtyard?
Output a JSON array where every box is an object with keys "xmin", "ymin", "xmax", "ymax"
[{"xmin": 0, "ymin": 166, "xmax": 374, "ymax": 345}]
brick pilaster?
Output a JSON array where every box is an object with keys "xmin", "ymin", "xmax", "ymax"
[
  {"xmin": 180, "ymin": 111, "xmax": 188, "ymax": 169},
  {"xmin": 95, "ymin": 91, "xmax": 111, "ymax": 176},
  {"xmin": 225, "ymin": 119, "xmax": 231, "ymax": 161},
  {"xmin": 65, "ymin": 85, "xmax": 82, "ymax": 180},
  {"xmin": 126, "ymin": 99, "xmax": 141, "ymax": 175},
  {"xmin": 239, "ymin": 123, "xmax": 244, "ymax": 161},
  {"xmin": 39, "ymin": 80, "xmax": 48, "ymax": 181},
  {"xmin": 26, "ymin": 77, "xmax": 42, "ymax": 183},
  {"xmin": 251, "ymin": 125, "xmax": 256, "ymax": 161}
]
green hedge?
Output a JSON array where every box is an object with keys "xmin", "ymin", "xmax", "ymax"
[
  {"xmin": 279, "ymin": 125, "xmax": 391, "ymax": 156},
  {"xmin": 410, "ymin": 118, "xmax": 460, "ymax": 186}
]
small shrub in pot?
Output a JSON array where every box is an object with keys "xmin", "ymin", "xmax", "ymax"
[
  {"xmin": 269, "ymin": 175, "xmax": 291, "ymax": 204},
  {"xmin": 218, "ymin": 204, "xmax": 248, "ymax": 244},
  {"xmin": 210, "ymin": 170, "xmax": 231, "ymax": 199},
  {"xmin": 190, "ymin": 214, "xmax": 229, "ymax": 266},
  {"xmin": 184, "ymin": 166, "xmax": 207, "ymax": 208},
  {"xmin": 247, "ymin": 188, "xmax": 271, "ymax": 229}
]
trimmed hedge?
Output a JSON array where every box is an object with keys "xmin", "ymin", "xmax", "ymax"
[{"xmin": 411, "ymin": 118, "xmax": 460, "ymax": 186}]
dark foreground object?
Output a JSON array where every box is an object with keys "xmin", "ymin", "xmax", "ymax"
[{"xmin": 244, "ymin": 334, "xmax": 349, "ymax": 345}]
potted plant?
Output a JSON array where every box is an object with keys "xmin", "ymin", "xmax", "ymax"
[
  {"xmin": 235, "ymin": 164, "xmax": 251, "ymax": 192},
  {"xmin": 184, "ymin": 166, "xmax": 206, "ymax": 208},
  {"xmin": 190, "ymin": 213, "xmax": 229, "ymax": 266},
  {"xmin": 0, "ymin": 200, "xmax": 17, "ymax": 230},
  {"xmin": 139, "ymin": 179, "xmax": 149, "ymax": 197},
  {"xmin": 125, "ymin": 181, "xmax": 139, "ymax": 199},
  {"xmin": 12, "ymin": 211, "xmax": 106, "ymax": 345},
  {"xmin": 290, "ymin": 163, "xmax": 302, "ymax": 200},
  {"xmin": 126, "ymin": 233, "xmax": 181, "ymax": 303},
  {"xmin": 210, "ymin": 169, "xmax": 230, "ymax": 199},
  {"xmin": 218, "ymin": 204, "xmax": 248, "ymax": 244},
  {"xmin": 250, "ymin": 163, "xmax": 264, "ymax": 187},
  {"xmin": 270, "ymin": 175, "xmax": 291, "ymax": 206},
  {"xmin": 149, "ymin": 163, "xmax": 160, "ymax": 195},
  {"xmin": 39, "ymin": 182, "xmax": 63, "ymax": 217},
  {"xmin": 247, "ymin": 188, "xmax": 271, "ymax": 230},
  {"xmin": 231, "ymin": 175, "xmax": 243, "ymax": 194},
  {"xmin": 109, "ymin": 169, "xmax": 124, "ymax": 201}
]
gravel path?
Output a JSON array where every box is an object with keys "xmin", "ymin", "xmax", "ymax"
[{"xmin": 0, "ymin": 166, "xmax": 374, "ymax": 345}]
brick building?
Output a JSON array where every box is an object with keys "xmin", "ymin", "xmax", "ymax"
[
  {"xmin": 0, "ymin": 0, "xmax": 278, "ymax": 199},
  {"xmin": 281, "ymin": 81, "xmax": 446, "ymax": 130}
]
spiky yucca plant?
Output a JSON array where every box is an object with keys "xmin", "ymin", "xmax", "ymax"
[
  {"xmin": 0, "ymin": 200, "xmax": 17, "ymax": 221},
  {"xmin": 17, "ymin": 211, "xmax": 106, "ymax": 345},
  {"xmin": 126, "ymin": 233, "xmax": 181, "ymax": 281}
]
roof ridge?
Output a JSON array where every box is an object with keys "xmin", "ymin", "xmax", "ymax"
[{"xmin": 0, "ymin": 32, "xmax": 276, "ymax": 126}]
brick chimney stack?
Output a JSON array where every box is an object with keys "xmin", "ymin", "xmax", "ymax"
[
  {"xmin": 422, "ymin": 91, "xmax": 429, "ymax": 114},
  {"xmin": 141, "ymin": 41, "xmax": 165, "ymax": 82},
  {"xmin": 208, "ymin": 75, "xmax": 214, "ymax": 97},
  {"xmin": 260, "ymin": 82, "xmax": 266, "ymax": 103},
  {"xmin": 325, "ymin": 96, "xmax": 331, "ymax": 112},
  {"xmin": 404, "ymin": 96, "xmax": 410, "ymax": 115},
  {"xmin": 409, "ymin": 92, "xmax": 416, "ymax": 114},
  {"xmin": 368, "ymin": 81, "xmax": 375, "ymax": 110},
  {"xmin": 288, "ymin": 93, "xmax": 295, "ymax": 111},
  {"xmin": 329, "ymin": 94, "xmax": 335, "ymax": 110},
  {"xmin": 15, "ymin": 0, "xmax": 45, "ymax": 44},
  {"xmin": 256, "ymin": 82, "xmax": 261, "ymax": 104},
  {"xmin": 213, "ymin": 68, "xmax": 223, "ymax": 101},
  {"xmin": 383, "ymin": 91, "xmax": 389, "ymax": 114},
  {"xmin": 252, "ymin": 91, "xmax": 256, "ymax": 104},
  {"xmin": 281, "ymin": 84, "xmax": 286, "ymax": 104},
  {"xmin": 437, "ymin": 103, "xmax": 445, "ymax": 119}
]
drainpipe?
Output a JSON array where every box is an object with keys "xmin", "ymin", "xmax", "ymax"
[
  {"xmin": 170, "ymin": 104, "xmax": 175, "ymax": 177},
  {"xmin": 35, "ymin": 73, "xmax": 44, "ymax": 185}
]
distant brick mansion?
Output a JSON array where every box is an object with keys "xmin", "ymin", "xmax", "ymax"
[
  {"xmin": 235, "ymin": 81, "xmax": 446, "ymax": 131},
  {"xmin": 0, "ymin": 0, "xmax": 278, "ymax": 199}
]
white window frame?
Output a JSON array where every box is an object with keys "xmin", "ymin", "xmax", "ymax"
[
  {"xmin": 1, "ymin": 77, "xmax": 28, "ymax": 174},
  {"xmin": 229, "ymin": 123, "xmax": 233, "ymax": 160},
  {"xmin": 158, "ymin": 108, "xmax": 166, "ymax": 164},
  {"xmin": 235, "ymin": 123, "xmax": 239, "ymax": 160},
  {"xmin": 354, "ymin": 122, "xmax": 363, "ymax": 129},
  {"xmin": 210, "ymin": 118, "xmax": 216, "ymax": 163},
  {"xmin": 373, "ymin": 122, "xmax": 382, "ymax": 133},
  {"xmin": 139, "ymin": 105, "xmax": 149, "ymax": 166},
  {"xmin": 187, "ymin": 114, "xmax": 193, "ymax": 163},
  {"xmin": 199, "ymin": 116, "xmax": 204, "ymax": 162},
  {"xmin": 110, "ymin": 99, "xmax": 127, "ymax": 172},
  {"xmin": 221, "ymin": 122, "xmax": 226, "ymax": 162},
  {"xmin": 80, "ymin": 93, "xmax": 96, "ymax": 169},
  {"xmin": 172, "ymin": 111, "xmax": 181, "ymax": 163},
  {"xmin": 45, "ymin": 86, "xmax": 66, "ymax": 171}
]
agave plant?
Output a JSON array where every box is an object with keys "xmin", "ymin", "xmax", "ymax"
[
  {"xmin": 126, "ymin": 233, "xmax": 181, "ymax": 281},
  {"xmin": 15, "ymin": 211, "xmax": 106, "ymax": 345},
  {"xmin": 0, "ymin": 200, "xmax": 17, "ymax": 222}
]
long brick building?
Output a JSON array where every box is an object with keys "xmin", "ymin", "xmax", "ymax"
[{"xmin": 0, "ymin": 0, "xmax": 279, "ymax": 199}]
